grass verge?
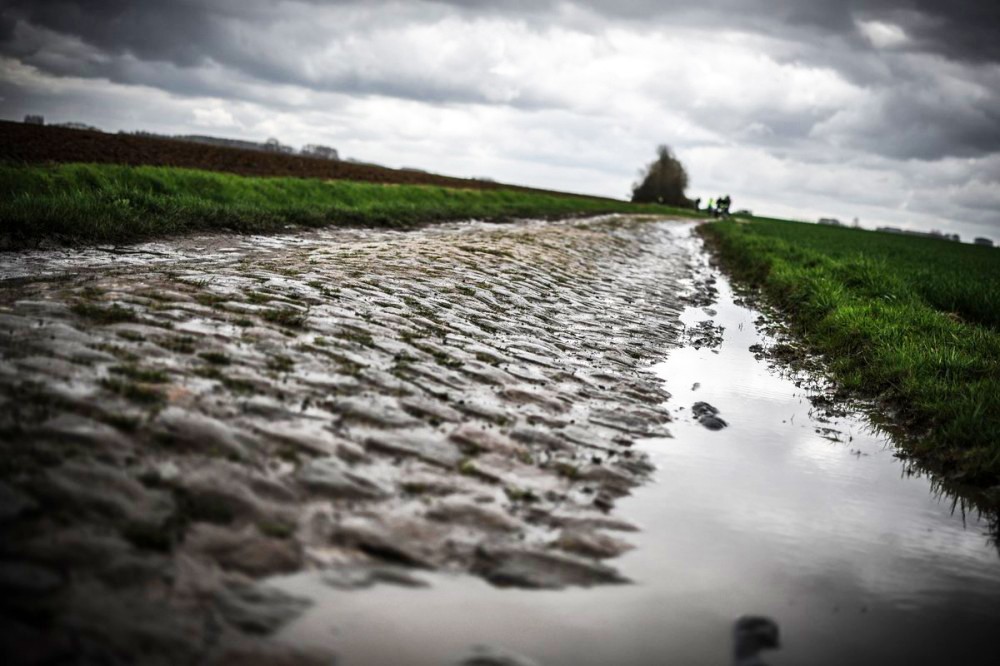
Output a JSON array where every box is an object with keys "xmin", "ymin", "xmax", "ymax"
[
  {"xmin": 0, "ymin": 163, "xmax": 697, "ymax": 247},
  {"xmin": 699, "ymin": 218, "xmax": 1000, "ymax": 487}
]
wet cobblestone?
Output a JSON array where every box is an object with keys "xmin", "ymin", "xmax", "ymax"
[{"xmin": 0, "ymin": 216, "xmax": 692, "ymax": 662}]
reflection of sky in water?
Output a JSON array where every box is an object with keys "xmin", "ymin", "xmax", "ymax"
[{"xmin": 273, "ymin": 231, "xmax": 1000, "ymax": 666}]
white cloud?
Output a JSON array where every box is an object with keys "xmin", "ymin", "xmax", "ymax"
[
  {"xmin": 857, "ymin": 20, "xmax": 908, "ymax": 49},
  {"xmin": 192, "ymin": 106, "xmax": 239, "ymax": 129}
]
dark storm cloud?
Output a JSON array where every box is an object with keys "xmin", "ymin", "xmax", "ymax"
[
  {"xmin": 0, "ymin": 9, "xmax": 15, "ymax": 42},
  {"xmin": 0, "ymin": 0, "xmax": 221, "ymax": 66},
  {"xmin": 823, "ymin": 78, "xmax": 1000, "ymax": 161},
  {"xmin": 4, "ymin": 0, "xmax": 1000, "ymax": 73},
  {"xmin": 1, "ymin": 0, "xmax": 283, "ymax": 90},
  {"xmin": 0, "ymin": 0, "xmax": 542, "ymax": 105},
  {"xmin": 864, "ymin": 0, "xmax": 1000, "ymax": 65},
  {"xmin": 429, "ymin": 0, "xmax": 1000, "ymax": 64}
]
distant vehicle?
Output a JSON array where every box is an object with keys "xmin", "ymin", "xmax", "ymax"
[
  {"xmin": 974, "ymin": 237, "xmax": 994, "ymax": 247},
  {"xmin": 818, "ymin": 217, "xmax": 842, "ymax": 226}
]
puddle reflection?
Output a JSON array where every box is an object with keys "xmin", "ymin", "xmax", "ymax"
[{"xmin": 273, "ymin": 228, "xmax": 1000, "ymax": 666}]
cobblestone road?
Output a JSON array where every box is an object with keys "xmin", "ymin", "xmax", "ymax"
[{"xmin": 0, "ymin": 216, "xmax": 696, "ymax": 664}]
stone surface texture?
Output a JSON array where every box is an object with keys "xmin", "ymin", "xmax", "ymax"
[{"xmin": 0, "ymin": 215, "xmax": 692, "ymax": 663}]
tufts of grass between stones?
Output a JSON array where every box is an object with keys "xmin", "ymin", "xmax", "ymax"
[
  {"xmin": 0, "ymin": 162, "xmax": 698, "ymax": 247},
  {"xmin": 700, "ymin": 218, "xmax": 1000, "ymax": 487}
]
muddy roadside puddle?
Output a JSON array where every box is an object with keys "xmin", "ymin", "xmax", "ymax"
[{"xmin": 266, "ymin": 228, "xmax": 1000, "ymax": 666}]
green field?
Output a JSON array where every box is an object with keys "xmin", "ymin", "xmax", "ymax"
[
  {"xmin": 700, "ymin": 218, "xmax": 1000, "ymax": 485},
  {"xmin": 0, "ymin": 163, "xmax": 697, "ymax": 247}
]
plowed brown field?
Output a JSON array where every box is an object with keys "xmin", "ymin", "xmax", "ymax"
[{"xmin": 0, "ymin": 120, "xmax": 613, "ymax": 200}]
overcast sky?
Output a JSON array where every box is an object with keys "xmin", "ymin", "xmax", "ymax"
[{"xmin": 2, "ymin": 1, "xmax": 998, "ymax": 239}]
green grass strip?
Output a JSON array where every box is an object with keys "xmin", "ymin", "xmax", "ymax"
[
  {"xmin": 700, "ymin": 218, "xmax": 1000, "ymax": 485},
  {"xmin": 0, "ymin": 163, "xmax": 697, "ymax": 247}
]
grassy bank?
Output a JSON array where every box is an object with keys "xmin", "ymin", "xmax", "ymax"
[
  {"xmin": 700, "ymin": 218, "xmax": 1000, "ymax": 485},
  {"xmin": 0, "ymin": 163, "xmax": 696, "ymax": 247}
]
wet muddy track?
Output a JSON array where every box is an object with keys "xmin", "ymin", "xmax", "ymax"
[{"xmin": 0, "ymin": 216, "xmax": 694, "ymax": 663}]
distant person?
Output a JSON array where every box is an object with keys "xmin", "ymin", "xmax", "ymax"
[
  {"xmin": 707, "ymin": 198, "xmax": 715, "ymax": 215},
  {"xmin": 693, "ymin": 197, "xmax": 701, "ymax": 211},
  {"xmin": 718, "ymin": 195, "xmax": 731, "ymax": 217}
]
